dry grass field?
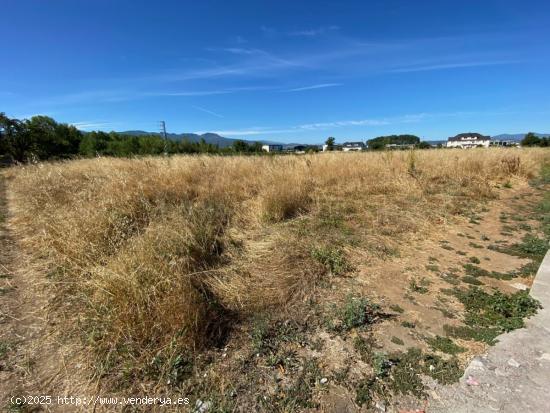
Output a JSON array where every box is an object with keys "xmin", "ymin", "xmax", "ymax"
[{"xmin": 2, "ymin": 148, "xmax": 550, "ymax": 412}]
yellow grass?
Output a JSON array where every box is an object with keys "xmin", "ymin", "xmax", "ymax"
[{"xmin": 4, "ymin": 148, "xmax": 549, "ymax": 381}]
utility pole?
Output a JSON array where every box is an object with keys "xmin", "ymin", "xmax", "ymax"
[{"xmin": 159, "ymin": 121, "xmax": 168, "ymax": 155}]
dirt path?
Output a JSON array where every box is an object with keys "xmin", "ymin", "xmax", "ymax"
[{"xmin": 0, "ymin": 174, "xmax": 91, "ymax": 412}]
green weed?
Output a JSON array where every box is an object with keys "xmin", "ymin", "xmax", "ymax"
[
  {"xmin": 311, "ymin": 246, "xmax": 352, "ymax": 276},
  {"xmin": 462, "ymin": 275, "xmax": 484, "ymax": 285},
  {"xmin": 445, "ymin": 287, "xmax": 541, "ymax": 344},
  {"xmin": 391, "ymin": 336, "xmax": 404, "ymax": 345},
  {"xmin": 426, "ymin": 336, "xmax": 465, "ymax": 355}
]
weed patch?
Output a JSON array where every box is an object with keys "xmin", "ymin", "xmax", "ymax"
[
  {"xmin": 389, "ymin": 304, "xmax": 404, "ymax": 314},
  {"xmin": 462, "ymin": 275, "xmax": 484, "ymax": 285},
  {"xmin": 311, "ymin": 246, "xmax": 351, "ymax": 276},
  {"xmin": 469, "ymin": 256, "xmax": 480, "ymax": 264},
  {"xmin": 334, "ymin": 296, "xmax": 383, "ymax": 332},
  {"xmin": 354, "ymin": 348, "xmax": 462, "ymax": 407},
  {"xmin": 391, "ymin": 336, "xmax": 404, "ymax": 346},
  {"xmin": 409, "ymin": 278, "xmax": 430, "ymax": 294},
  {"xmin": 445, "ymin": 287, "xmax": 541, "ymax": 344},
  {"xmin": 426, "ymin": 336, "xmax": 465, "ymax": 355}
]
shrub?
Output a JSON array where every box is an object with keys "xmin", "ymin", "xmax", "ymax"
[
  {"xmin": 337, "ymin": 295, "xmax": 381, "ymax": 332},
  {"xmin": 311, "ymin": 246, "xmax": 351, "ymax": 275}
]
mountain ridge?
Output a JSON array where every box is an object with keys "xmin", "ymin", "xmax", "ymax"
[{"xmin": 118, "ymin": 130, "xmax": 283, "ymax": 148}]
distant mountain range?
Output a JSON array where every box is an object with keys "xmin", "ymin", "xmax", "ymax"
[
  {"xmin": 491, "ymin": 133, "xmax": 550, "ymax": 141},
  {"xmin": 119, "ymin": 130, "xmax": 282, "ymax": 148}
]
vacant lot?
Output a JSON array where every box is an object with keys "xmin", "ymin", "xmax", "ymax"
[{"xmin": 2, "ymin": 148, "xmax": 549, "ymax": 411}]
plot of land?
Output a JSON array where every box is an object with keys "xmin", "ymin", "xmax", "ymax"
[{"xmin": 1, "ymin": 149, "xmax": 549, "ymax": 412}]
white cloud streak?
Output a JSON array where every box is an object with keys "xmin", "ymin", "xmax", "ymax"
[
  {"xmin": 69, "ymin": 121, "xmax": 114, "ymax": 130},
  {"xmin": 191, "ymin": 105, "xmax": 224, "ymax": 118},
  {"xmin": 285, "ymin": 83, "xmax": 342, "ymax": 92},
  {"xmin": 389, "ymin": 60, "xmax": 521, "ymax": 73},
  {"xmin": 288, "ymin": 25, "xmax": 340, "ymax": 37},
  {"xmin": 196, "ymin": 113, "xmax": 431, "ymax": 137}
]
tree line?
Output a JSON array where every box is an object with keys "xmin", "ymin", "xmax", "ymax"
[
  {"xmin": 0, "ymin": 113, "xmax": 265, "ymax": 163},
  {"xmin": 521, "ymin": 132, "xmax": 550, "ymax": 147},
  {"xmin": 324, "ymin": 134, "xmax": 431, "ymax": 150}
]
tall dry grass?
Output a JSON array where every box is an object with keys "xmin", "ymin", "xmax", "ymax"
[{"xmin": 4, "ymin": 148, "xmax": 549, "ymax": 381}]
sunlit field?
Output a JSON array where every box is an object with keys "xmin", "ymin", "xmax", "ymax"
[{"xmin": 4, "ymin": 148, "xmax": 550, "ymax": 410}]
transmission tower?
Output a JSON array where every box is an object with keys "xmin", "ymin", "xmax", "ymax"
[{"xmin": 159, "ymin": 121, "xmax": 168, "ymax": 155}]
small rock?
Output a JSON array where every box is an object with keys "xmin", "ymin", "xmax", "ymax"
[
  {"xmin": 510, "ymin": 282, "xmax": 528, "ymax": 291},
  {"xmin": 539, "ymin": 353, "xmax": 550, "ymax": 362},
  {"xmin": 470, "ymin": 358, "xmax": 485, "ymax": 369},
  {"xmin": 375, "ymin": 400, "xmax": 386, "ymax": 411},
  {"xmin": 466, "ymin": 376, "xmax": 480, "ymax": 386},
  {"xmin": 507, "ymin": 358, "xmax": 520, "ymax": 368},
  {"xmin": 495, "ymin": 367, "xmax": 508, "ymax": 377},
  {"xmin": 320, "ymin": 377, "xmax": 328, "ymax": 384},
  {"xmin": 195, "ymin": 400, "xmax": 212, "ymax": 413}
]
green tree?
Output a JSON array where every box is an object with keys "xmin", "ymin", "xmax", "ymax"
[
  {"xmin": 1, "ymin": 113, "xmax": 30, "ymax": 162},
  {"xmin": 232, "ymin": 140, "xmax": 250, "ymax": 153},
  {"xmin": 367, "ymin": 134, "xmax": 420, "ymax": 150},
  {"xmin": 521, "ymin": 132, "xmax": 541, "ymax": 147},
  {"xmin": 325, "ymin": 137, "xmax": 335, "ymax": 151}
]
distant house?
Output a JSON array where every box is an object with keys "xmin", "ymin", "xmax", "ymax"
[
  {"xmin": 342, "ymin": 142, "xmax": 366, "ymax": 152},
  {"xmin": 446, "ymin": 133, "xmax": 491, "ymax": 148},
  {"xmin": 385, "ymin": 143, "xmax": 415, "ymax": 150},
  {"xmin": 261, "ymin": 144, "xmax": 283, "ymax": 152},
  {"xmin": 490, "ymin": 140, "xmax": 519, "ymax": 147},
  {"xmin": 322, "ymin": 144, "xmax": 343, "ymax": 152}
]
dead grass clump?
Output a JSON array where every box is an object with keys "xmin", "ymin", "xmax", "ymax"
[
  {"xmin": 208, "ymin": 232, "xmax": 325, "ymax": 313},
  {"xmin": 260, "ymin": 172, "xmax": 313, "ymax": 222},
  {"xmin": 86, "ymin": 202, "xmax": 234, "ymax": 378}
]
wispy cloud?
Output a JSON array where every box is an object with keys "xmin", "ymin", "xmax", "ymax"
[
  {"xmin": 218, "ymin": 47, "xmax": 263, "ymax": 55},
  {"xmin": 389, "ymin": 59, "xmax": 521, "ymax": 73},
  {"xmin": 69, "ymin": 121, "xmax": 114, "ymax": 130},
  {"xmin": 261, "ymin": 25, "xmax": 339, "ymax": 37},
  {"xmin": 35, "ymin": 86, "xmax": 272, "ymax": 106},
  {"xmin": 191, "ymin": 105, "xmax": 224, "ymax": 118},
  {"xmin": 196, "ymin": 127, "xmax": 296, "ymax": 136},
  {"xmin": 146, "ymin": 90, "xmax": 234, "ymax": 97},
  {"xmin": 198, "ymin": 113, "xmax": 430, "ymax": 137},
  {"xmin": 297, "ymin": 113, "xmax": 429, "ymax": 130},
  {"xmin": 285, "ymin": 83, "xmax": 342, "ymax": 92},
  {"xmin": 289, "ymin": 25, "xmax": 340, "ymax": 37}
]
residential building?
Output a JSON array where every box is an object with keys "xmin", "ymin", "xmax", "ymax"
[
  {"xmin": 446, "ymin": 133, "xmax": 491, "ymax": 148},
  {"xmin": 322, "ymin": 144, "xmax": 343, "ymax": 152},
  {"xmin": 342, "ymin": 142, "xmax": 366, "ymax": 151},
  {"xmin": 490, "ymin": 140, "xmax": 520, "ymax": 147},
  {"xmin": 261, "ymin": 144, "xmax": 283, "ymax": 152}
]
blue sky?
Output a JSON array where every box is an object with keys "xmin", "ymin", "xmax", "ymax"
[{"xmin": 2, "ymin": 0, "xmax": 550, "ymax": 143}]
